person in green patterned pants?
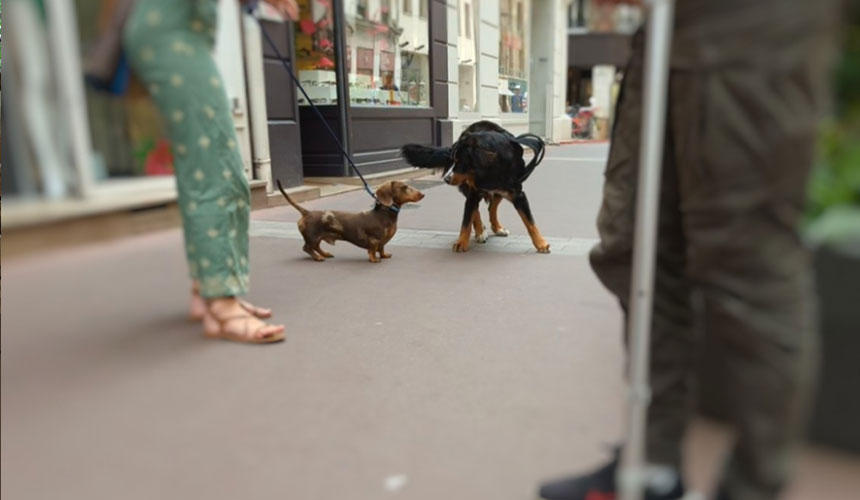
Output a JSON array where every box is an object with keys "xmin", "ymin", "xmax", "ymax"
[{"xmin": 123, "ymin": 0, "xmax": 297, "ymax": 343}]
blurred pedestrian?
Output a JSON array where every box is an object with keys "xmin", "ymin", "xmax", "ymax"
[
  {"xmin": 539, "ymin": 1, "xmax": 839, "ymax": 499},
  {"xmin": 122, "ymin": 0, "xmax": 297, "ymax": 343}
]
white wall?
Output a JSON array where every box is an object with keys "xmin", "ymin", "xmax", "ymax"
[
  {"xmin": 444, "ymin": 0, "xmax": 571, "ymax": 142},
  {"xmin": 213, "ymin": 0, "xmax": 253, "ymax": 178},
  {"xmin": 550, "ymin": 0, "xmax": 572, "ymax": 141},
  {"xmin": 591, "ymin": 65, "xmax": 616, "ymax": 119}
]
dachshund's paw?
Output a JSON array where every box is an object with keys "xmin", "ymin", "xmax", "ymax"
[
  {"xmin": 475, "ymin": 230, "xmax": 489, "ymax": 244},
  {"xmin": 493, "ymin": 228, "xmax": 510, "ymax": 237},
  {"xmin": 536, "ymin": 242, "xmax": 551, "ymax": 254},
  {"xmin": 452, "ymin": 240, "xmax": 471, "ymax": 253},
  {"xmin": 381, "ymin": 252, "xmax": 392, "ymax": 259}
]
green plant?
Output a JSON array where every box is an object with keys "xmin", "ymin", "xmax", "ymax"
[{"xmin": 805, "ymin": 3, "xmax": 860, "ymax": 246}]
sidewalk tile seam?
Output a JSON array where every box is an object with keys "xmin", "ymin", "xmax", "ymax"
[{"xmin": 250, "ymin": 221, "xmax": 598, "ymax": 256}]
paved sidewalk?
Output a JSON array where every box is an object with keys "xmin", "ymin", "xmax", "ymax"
[{"xmin": 3, "ymin": 143, "xmax": 858, "ymax": 500}]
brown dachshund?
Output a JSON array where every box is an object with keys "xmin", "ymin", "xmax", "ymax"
[{"xmin": 277, "ymin": 180, "xmax": 424, "ymax": 263}]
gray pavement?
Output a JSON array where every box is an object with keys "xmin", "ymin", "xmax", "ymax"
[{"xmin": 3, "ymin": 143, "xmax": 858, "ymax": 500}]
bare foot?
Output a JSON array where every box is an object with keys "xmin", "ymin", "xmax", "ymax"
[
  {"xmin": 203, "ymin": 298, "xmax": 285, "ymax": 344},
  {"xmin": 189, "ymin": 289, "xmax": 208, "ymax": 321}
]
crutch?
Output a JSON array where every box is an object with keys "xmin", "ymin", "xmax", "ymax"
[{"xmin": 617, "ymin": 1, "xmax": 676, "ymax": 500}]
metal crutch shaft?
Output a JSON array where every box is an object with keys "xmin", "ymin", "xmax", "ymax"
[{"xmin": 617, "ymin": 1, "xmax": 675, "ymax": 500}]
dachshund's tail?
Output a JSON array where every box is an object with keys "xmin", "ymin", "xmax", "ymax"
[{"xmin": 276, "ymin": 179, "xmax": 309, "ymax": 216}]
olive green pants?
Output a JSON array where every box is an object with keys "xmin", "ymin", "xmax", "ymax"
[
  {"xmin": 124, "ymin": 0, "xmax": 250, "ymax": 298},
  {"xmin": 590, "ymin": 4, "xmax": 836, "ymax": 498}
]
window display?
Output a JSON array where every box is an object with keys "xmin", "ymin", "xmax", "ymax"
[
  {"xmin": 345, "ymin": 0, "xmax": 430, "ymax": 107},
  {"xmin": 499, "ymin": 0, "xmax": 528, "ymax": 114},
  {"xmin": 458, "ymin": 0, "xmax": 478, "ymax": 113},
  {"xmin": 295, "ymin": 0, "xmax": 339, "ymax": 105},
  {"xmin": 77, "ymin": 0, "xmax": 175, "ymax": 179}
]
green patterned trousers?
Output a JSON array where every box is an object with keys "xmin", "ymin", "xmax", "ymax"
[{"xmin": 124, "ymin": 0, "xmax": 250, "ymax": 298}]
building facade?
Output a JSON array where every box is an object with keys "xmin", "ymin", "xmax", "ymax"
[
  {"xmin": 2, "ymin": 0, "xmax": 572, "ymax": 231},
  {"xmin": 442, "ymin": 0, "xmax": 571, "ymax": 142},
  {"xmin": 566, "ymin": 0, "xmax": 642, "ymax": 139}
]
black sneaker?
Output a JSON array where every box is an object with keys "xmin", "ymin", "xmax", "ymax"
[{"xmin": 538, "ymin": 452, "xmax": 685, "ymax": 500}]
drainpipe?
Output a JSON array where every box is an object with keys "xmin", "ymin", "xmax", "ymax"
[
  {"xmin": 45, "ymin": 0, "xmax": 95, "ymax": 198},
  {"xmin": 241, "ymin": 11, "xmax": 273, "ymax": 193}
]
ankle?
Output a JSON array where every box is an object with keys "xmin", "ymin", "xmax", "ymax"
[{"xmin": 206, "ymin": 297, "xmax": 239, "ymax": 313}]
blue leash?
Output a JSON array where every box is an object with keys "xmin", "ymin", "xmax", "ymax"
[{"xmin": 245, "ymin": 4, "xmax": 399, "ymax": 213}]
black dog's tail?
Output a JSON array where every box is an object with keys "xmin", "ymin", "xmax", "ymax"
[
  {"xmin": 515, "ymin": 133, "xmax": 546, "ymax": 182},
  {"xmin": 400, "ymin": 144, "xmax": 453, "ymax": 169}
]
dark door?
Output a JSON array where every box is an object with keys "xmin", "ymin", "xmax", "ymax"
[{"xmin": 261, "ymin": 20, "xmax": 304, "ymax": 187}]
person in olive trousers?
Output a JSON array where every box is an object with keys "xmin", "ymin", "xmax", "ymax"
[
  {"xmin": 540, "ymin": 1, "xmax": 839, "ymax": 499},
  {"xmin": 123, "ymin": 0, "xmax": 298, "ymax": 343}
]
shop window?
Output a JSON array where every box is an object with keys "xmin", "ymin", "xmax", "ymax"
[
  {"xmin": 295, "ymin": 0, "xmax": 338, "ymax": 106},
  {"xmin": 568, "ymin": 0, "xmax": 587, "ymax": 30},
  {"xmin": 516, "ymin": 1, "xmax": 523, "ymax": 33},
  {"xmin": 458, "ymin": 0, "xmax": 478, "ymax": 113},
  {"xmin": 75, "ymin": 0, "xmax": 175, "ymax": 180},
  {"xmin": 346, "ymin": 0, "xmax": 430, "ymax": 107},
  {"xmin": 499, "ymin": 0, "xmax": 528, "ymax": 113},
  {"xmin": 381, "ymin": 0, "xmax": 392, "ymax": 24}
]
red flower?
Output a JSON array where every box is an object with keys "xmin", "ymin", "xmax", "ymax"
[
  {"xmin": 300, "ymin": 18, "xmax": 316, "ymax": 35},
  {"xmin": 145, "ymin": 138, "xmax": 174, "ymax": 176},
  {"xmin": 584, "ymin": 491, "xmax": 616, "ymax": 500}
]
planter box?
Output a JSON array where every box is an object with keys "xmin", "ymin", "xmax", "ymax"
[
  {"xmin": 698, "ymin": 245, "xmax": 860, "ymax": 453},
  {"xmin": 807, "ymin": 245, "xmax": 860, "ymax": 452}
]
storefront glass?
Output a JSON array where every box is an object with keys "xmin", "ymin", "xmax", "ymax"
[
  {"xmin": 499, "ymin": 0, "xmax": 528, "ymax": 114},
  {"xmin": 457, "ymin": 0, "xmax": 478, "ymax": 113},
  {"xmin": 345, "ymin": 0, "xmax": 430, "ymax": 107},
  {"xmin": 295, "ymin": 0, "xmax": 339, "ymax": 105},
  {"xmin": 76, "ymin": 0, "xmax": 175, "ymax": 179}
]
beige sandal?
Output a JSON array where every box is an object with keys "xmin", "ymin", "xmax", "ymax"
[
  {"xmin": 189, "ymin": 288, "xmax": 273, "ymax": 322},
  {"xmin": 203, "ymin": 311, "xmax": 286, "ymax": 344}
]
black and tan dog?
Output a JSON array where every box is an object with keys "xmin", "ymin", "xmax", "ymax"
[
  {"xmin": 277, "ymin": 180, "xmax": 424, "ymax": 263},
  {"xmin": 400, "ymin": 120, "xmax": 549, "ymax": 253}
]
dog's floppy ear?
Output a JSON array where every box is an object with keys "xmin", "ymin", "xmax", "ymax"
[{"xmin": 375, "ymin": 182, "xmax": 395, "ymax": 206}]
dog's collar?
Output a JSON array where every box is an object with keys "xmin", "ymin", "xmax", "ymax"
[{"xmin": 374, "ymin": 202, "xmax": 400, "ymax": 214}]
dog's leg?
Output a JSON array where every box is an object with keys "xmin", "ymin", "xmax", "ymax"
[
  {"xmin": 378, "ymin": 246, "xmax": 392, "ymax": 259},
  {"xmin": 367, "ymin": 242, "xmax": 382, "ymax": 263},
  {"xmin": 454, "ymin": 192, "xmax": 481, "ymax": 252},
  {"xmin": 472, "ymin": 211, "xmax": 489, "ymax": 243},
  {"xmin": 513, "ymin": 192, "xmax": 550, "ymax": 253},
  {"xmin": 489, "ymin": 194, "xmax": 510, "ymax": 236},
  {"xmin": 303, "ymin": 243, "xmax": 326, "ymax": 262},
  {"xmin": 314, "ymin": 242, "xmax": 334, "ymax": 258}
]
